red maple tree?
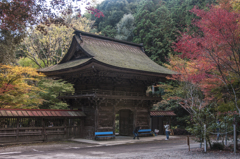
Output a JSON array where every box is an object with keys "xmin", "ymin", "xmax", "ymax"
[
  {"xmin": 0, "ymin": 0, "xmax": 104, "ymax": 32},
  {"xmin": 172, "ymin": 6, "xmax": 240, "ymax": 112}
]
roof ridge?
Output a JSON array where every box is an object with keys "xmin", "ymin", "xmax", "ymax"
[{"xmin": 74, "ymin": 30, "xmax": 143, "ymax": 47}]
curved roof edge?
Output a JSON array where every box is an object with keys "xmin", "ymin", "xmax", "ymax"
[
  {"xmin": 91, "ymin": 59, "xmax": 178, "ymax": 76},
  {"xmin": 38, "ymin": 58, "xmax": 177, "ymax": 77}
]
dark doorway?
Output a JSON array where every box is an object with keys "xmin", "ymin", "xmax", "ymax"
[{"xmin": 118, "ymin": 109, "xmax": 133, "ymax": 136}]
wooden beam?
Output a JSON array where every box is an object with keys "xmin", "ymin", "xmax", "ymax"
[{"xmin": 98, "ymin": 127, "xmax": 113, "ymax": 130}]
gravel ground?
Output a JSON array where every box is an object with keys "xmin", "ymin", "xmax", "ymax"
[
  {"xmin": 120, "ymin": 149, "xmax": 240, "ymax": 159},
  {"xmin": 0, "ymin": 138, "xmax": 239, "ymax": 158},
  {"xmin": 0, "ymin": 141, "xmax": 93, "ymax": 153}
]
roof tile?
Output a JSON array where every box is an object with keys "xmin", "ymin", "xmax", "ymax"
[
  {"xmin": 150, "ymin": 111, "xmax": 176, "ymax": 116},
  {"xmin": 0, "ymin": 109, "xmax": 85, "ymax": 118}
]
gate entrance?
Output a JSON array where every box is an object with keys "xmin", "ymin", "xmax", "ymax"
[{"xmin": 118, "ymin": 109, "xmax": 133, "ymax": 136}]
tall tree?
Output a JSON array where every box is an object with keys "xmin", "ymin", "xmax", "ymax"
[
  {"xmin": 0, "ymin": 30, "xmax": 25, "ymax": 64},
  {"xmin": 92, "ymin": 0, "xmax": 140, "ymax": 37},
  {"xmin": 115, "ymin": 14, "xmax": 135, "ymax": 41},
  {"xmin": 133, "ymin": 0, "xmax": 216, "ymax": 65},
  {"xmin": 17, "ymin": 17, "xmax": 93, "ymax": 68},
  {"xmin": 133, "ymin": 0, "xmax": 176, "ymax": 65},
  {"xmin": 0, "ymin": 0, "xmax": 104, "ymax": 64}
]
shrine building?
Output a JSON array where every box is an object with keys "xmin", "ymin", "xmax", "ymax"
[{"xmin": 39, "ymin": 30, "xmax": 176, "ymax": 139}]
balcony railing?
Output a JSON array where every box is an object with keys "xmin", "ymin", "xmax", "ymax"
[{"xmin": 59, "ymin": 89, "xmax": 161, "ymax": 100}]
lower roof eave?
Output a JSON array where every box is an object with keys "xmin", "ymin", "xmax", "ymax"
[{"xmin": 40, "ymin": 59, "xmax": 176, "ymax": 78}]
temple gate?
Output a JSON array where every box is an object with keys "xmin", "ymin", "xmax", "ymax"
[{"xmin": 39, "ymin": 30, "xmax": 176, "ymax": 139}]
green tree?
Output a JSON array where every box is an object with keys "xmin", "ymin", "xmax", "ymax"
[
  {"xmin": 0, "ymin": 30, "xmax": 25, "ymax": 64},
  {"xmin": 167, "ymin": 0, "xmax": 216, "ymax": 32},
  {"xmin": 133, "ymin": 0, "xmax": 176, "ymax": 65},
  {"xmin": 92, "ymin": 0, "xmax": 141, "ymax": 37},
  {"xmin": 17, "ymin": 17, "xmax": 93, "ymax": 68},
  {"xmin": 38, "ymin": 79, "xmax": 74, "ymax": 109},
  {"xmin": 115, "ymin": 14, "xmax": 135, "ymax": 41}
]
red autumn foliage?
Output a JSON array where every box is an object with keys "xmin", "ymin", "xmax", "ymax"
[
  {"xmin": 174, "ymin": 6, "xmax": 240, "ymax": 95},
  {"xmin": 86, "ymin": 6, "xmax": 105, "ymax": 18},
  {"xmin": 0, "ymin": 0, "xmax": 34, "ymax": 31},
  {"xmin": 0, "ymin": 83, "xmax": 16, "ymax": 95},
  {"xmin": 0, "ymin": 0, "xmax": 104, "ymax": 32}
]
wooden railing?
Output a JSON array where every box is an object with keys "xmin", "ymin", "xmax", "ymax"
[
  {"xmin": 59, "ymin": 89, "xmax": 160, "ymax": 97},
  {"xmin": 0, "ymin": 126, "xmax": 81, "ymax": 141}
]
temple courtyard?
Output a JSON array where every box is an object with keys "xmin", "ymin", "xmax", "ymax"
[{"xmin": 0, "ymin": 136, "xmax": 239, "ymax": 159}]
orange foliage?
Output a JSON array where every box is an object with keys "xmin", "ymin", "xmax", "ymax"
[{"xmin": 0, "ymin": 64, "xmax": 44, "ymax": 109}]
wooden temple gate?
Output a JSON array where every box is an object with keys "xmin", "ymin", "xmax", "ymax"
[
  {"xmin": 39, "ymin": 30, "xmax": 176, "ymax": 139},
  {"xmin": 0, "ymin": 109, "xmax": 85, "ymax": 142}
]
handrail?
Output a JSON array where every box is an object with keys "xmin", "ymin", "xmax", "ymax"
[{"xmin": 59, "ymin": 89, "xmax": 152, "ymax": 97}]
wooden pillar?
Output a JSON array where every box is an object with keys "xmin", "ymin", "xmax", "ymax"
[
  {"xmin": 74, "ymin": 125, "xmax": 76, "ymax": 137},
  {"xmin": 68, "ymin": 119, "xmax": 70, "ymax": 137},
  {"xmin": 16, "ymin": 118, "xmax": 19, "ymax": 141},
  {"xmin": 134, "ymin": 105, "xmax": 137, "ymax": 128},
  {"xmin": 95, "ymin": 100, "xmax": 99, "ymax": 133},
  {"xmin": 148, "ymin": 101, "xmax": 151, "ymax": 129},
  {"xmin": 113, "ymin": 103, "xmax": 116, "ymax": 134},
  {"xmin": 169, "ymin": 117, "xmax": 171, "ymax": 129},
  {"xmin": 42, "ymin": 118, "xmax": 46, "ymax": 141},
  {"xmin": 64, "ymin": 118, "xmax": 67, "ymax": 138},
  {"xmin": 150, "ymin": 116, "xmax": 152, "ymax": 130}
]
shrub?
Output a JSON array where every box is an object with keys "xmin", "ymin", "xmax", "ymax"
[
  {"xmin": 211, "ymin": 142, "xmax": 224, "ymax": 150},
  {"xmin": 173, "ymin": 128, "xmax": 191, "ymax": 135}
]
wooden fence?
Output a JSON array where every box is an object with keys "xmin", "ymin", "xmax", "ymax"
[{"xmin": 0, "ymin": 118, "xmax": 83, "ymax": 142}]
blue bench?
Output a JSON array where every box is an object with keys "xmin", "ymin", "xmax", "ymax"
[
  {"xmin": 138, "ymin": 129, "xmax": 154, "ymax": 136},
  {"xmin": 95, "ymin": 131, "xmax": 115, "ymax": 140}
]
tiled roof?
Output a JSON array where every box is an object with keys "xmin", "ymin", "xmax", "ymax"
[
  {"xmin": 39, "ymin": 31, "xmax": 177, "ymax": 75},
  {"xmin": 0, "ymin": 109, "xmax": 85, "ymax": 118},
  {"xmin": 150, "ymin": 111, "xmax": 176, "ymax": 116}
]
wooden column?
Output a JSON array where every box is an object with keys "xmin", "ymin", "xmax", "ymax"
[
  {"xmin": 95, "ymin": 100, "xmax": 99, "ymax": 133},
  {"xmin": 113, "ymin": 102, "xmax": 116, "ymax": 134},
  {"xmin": 169, "ymin": 117, "xmax": 171, "ymax": 129},
  {"xmin": 42, "ymin": 118, "xmax": 46, "ymax": 141},
  {"xmin": 148, "ymin": 101, "xmax": 151, "ymax": 129},
  {"xmin": 64, "ymin": 118, "xmax": 67, "ymax": 138},
  {"xmin": 16, "ymin": 118, "xmax": 19, "ymax": 141},
  {"xmin": 134, "ymin": 104, "xmax": 137, "ymax": 128},
  {"xmin": 150, "ymin": 117, "xmax": 152, "ymax": 130}
]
